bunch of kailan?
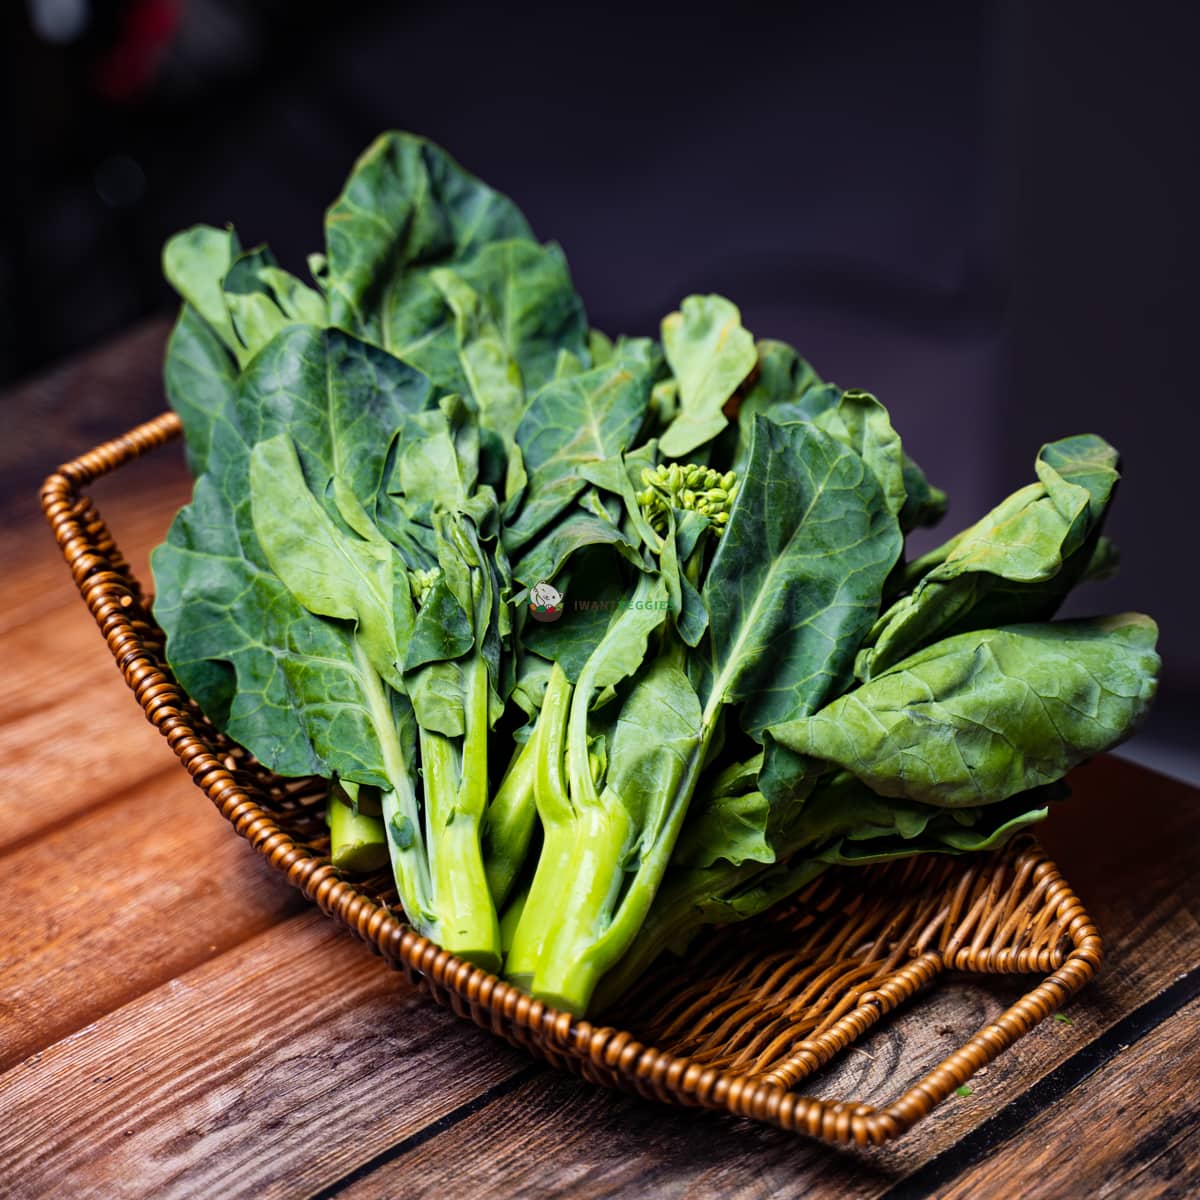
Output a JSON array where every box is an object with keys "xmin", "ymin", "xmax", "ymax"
[{"xmin": 153, "ymin": 133, "xmax": 1159, "ymax": 1015}]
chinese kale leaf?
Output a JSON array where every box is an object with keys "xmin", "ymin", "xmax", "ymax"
[{"xmin": 771, "ymin": 615, "xmax": 1159, "ymax": 807}]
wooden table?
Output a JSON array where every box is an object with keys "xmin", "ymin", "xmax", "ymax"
[{"xmin": 2, "ymin": 324, "xmax": 1197, "ymax": 1200}]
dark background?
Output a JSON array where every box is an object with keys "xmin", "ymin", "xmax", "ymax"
[{"xmin": 3, "ymin": 0, "xmax": 1196, "ymax": 777}]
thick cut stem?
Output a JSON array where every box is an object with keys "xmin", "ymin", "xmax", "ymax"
[
  {"xmin": 525, "ymin": 799, "xmax": 632, "ymax": 1013},
  {"xmin": 327, "ymin": 787, "xmax": 389, "ymax": 872},
  {"xmin": 503, "ymin": 665, "xmax": 574, "ymax": 987},
  {"xmin": 529, "ymin": 726, "xmax": 711, "ymax": 1014},
  {"xmin": 529, "ymin": 607, "xmax": 733, "ymax": 1012},
  {"xmin": 419, "ymin": 655, "xmax": 501, "ymax": 971},
  {"xmin": 482, "ymin": 733, "xmax": 538, "ymax": 906}
]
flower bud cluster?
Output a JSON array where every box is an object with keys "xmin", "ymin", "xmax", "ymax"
[
  {"xmin": 410, "ymin": 566, "xmax": 441, "ymax": 608},
  {"xmin": 636, "ymin": 463, "xmax": 738, "ymax": 537}
]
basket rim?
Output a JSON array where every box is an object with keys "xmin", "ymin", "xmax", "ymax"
[{"xmin": 40, "ymin": 410, "xmax": 1104, "ymax": 1147}]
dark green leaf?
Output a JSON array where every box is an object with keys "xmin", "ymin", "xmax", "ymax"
[
  {"xmin": 860, "ymin": 435, "xmax": 1121, "ymax": 678},
  {"xmin": 659, "ymin": 295, "xmax": 756, "ymax": 457},
  {"xmin": 808, "ymin": 390, "xmax": 906, "ymax": 517},
  {"xmin": 152, "ymin": 438, "xmax": 415, "ymax": 789},
  {"xmin": 602, "ymin": 661, "xmax": 703, "ymax": 837},
  {"xmin": 520, "ymin": 549, "xmax": 630, "ymax": 683},
  {"xmin": 404, "ymin": 578, "xmax": 473, "ymax": 672},
  {"xmin": 772, "ymin": 615, "xmax": 1160, "ymax": 807},
  {"xmin": 438, "ymin": 240, "xmax": 587, "ymax": 400},
  {"xmin": 407, "ymin": 660, "xmax": 467, "ymax": 738},
  {"xmin": 162, "ymin": 303, "xmax": 238, "ymax": 477},
  {"xmin": 323, "ymin": 132, "xmax": 532, "ymax": 341},
  {"xmin": 249, "ymin": 432, "xmax": 411, "ymax": 690},
  {"xmin": 673, "ymin": 789, "xmax": 774, "ymax": 868},
  {"xmin": 232, "ymin": 324, "xmax": 438, "ymax": 530},
  {"xmin": 513, "ymin": 510, "xmax": 643, "ymax": 589},
  {"xmin": 162, "ymin": 224, "xmax": 241, "ymax": 354},
  {"xmin": 899, "ymin": 452, "xmax": 948, "ymax": 531},
  {"xmin": 702, "ymin": 417, "xmax": 902, "ymax": 737},
  {"xmin": 504, "ymin": 361, "xmax": 653, "ymax": 550}
]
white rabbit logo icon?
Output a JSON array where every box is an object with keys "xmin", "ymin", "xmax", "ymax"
[{"xmin": 528, "ymin": 581, "xmax": 564, "ymax": 622}]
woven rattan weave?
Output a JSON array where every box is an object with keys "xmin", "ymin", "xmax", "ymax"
[{"xmin": 41, "ymin": 412, "xmax": 1103, "ymax": 1145}]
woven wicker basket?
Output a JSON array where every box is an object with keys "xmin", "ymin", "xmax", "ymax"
[{"xmin": 41, "ymin": 413, "xmax": 1104, "ymax": 1146}]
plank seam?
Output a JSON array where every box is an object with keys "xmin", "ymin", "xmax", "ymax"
[
  {"xmin": 306, "ymin": 1065, "xmax": 544, "ymax": 1200},
  {"xmin": 881, "ymin": 964, "xmax": 1200, "ymax": 1200}
]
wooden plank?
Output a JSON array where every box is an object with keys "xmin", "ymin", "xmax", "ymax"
[
  {"xmin": 330, "ymin": 756, "xmax": 1200, "ymax": 1200},
  {"xmin": 935, "ymin": 995, "xmax": 1200, "ymax": 1200},
  {"xmin": 0, "ymin": 461, "xmax": 193, "ymax": 847},
  {"xmin": 856, "ymin": 754, "xmax": 1200, "ymax": 1176},
  {"xmin": 1, "ymin": 756, "xmax": 1186, "ymax": 1199},
  {"xmin": 1037, "ymin": 756, "xmax": 1200, "ymax": 971},
  {"xmin": 0, "ymin": 913, "xmax": 529, "ymax": 1200},
  {"xmin": 331, "ymin": 979, "xmax": 1013, "ymax": 1200},
  {"xmin": 0, "ymin": 609, "xmax": 180, "ymax": 852},
  {"xmin": 0, "ymin": 315, "xmax": 178, "ymax": 642},
  {"xmin": 362, "ymin": 982, "xmax": 1200, "ymax": 1200},
  {"xmin": 0, "ymin": 769, "xmax": 306, "ymax": 1070}
]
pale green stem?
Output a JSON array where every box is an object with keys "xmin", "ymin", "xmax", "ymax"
[
  {"xmin": 419, "ymin": 654, "xmax": 501, "ymax": 971},
  {"xmin": 482, "ymin": 732, "xmax": 539, "ymax": 905},
  {"xmin": 327, "ymin": 786, "xmax": 389, "ymax": 873},
  {"xmin": 503, "ymin": 665, "xmax": 574, "ymax": 987},
  {"xmin": 353, "ymin": 642, "xmax": 435, "ymax": 937}
]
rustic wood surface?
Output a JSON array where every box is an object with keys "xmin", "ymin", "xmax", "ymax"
[{"xmin": 1, "ymin": 325, "xmax": 1197, "ymax": 1200}]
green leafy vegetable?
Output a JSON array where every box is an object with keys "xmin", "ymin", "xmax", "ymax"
[
  {"xmin": 152, "ymin": 129, "xmax": 1161, "ymax": 1017},
  {"xmin": 323, "ymin": 132, "xmax": 531, "ymax": 350}
]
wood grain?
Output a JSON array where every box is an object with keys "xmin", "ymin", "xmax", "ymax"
[
  {"xmin": 335, "ymin": 969, "xmax": 1200, "ymax": 1200},
  {"xmin": 328, "ymin": 755, "xmax": 1200, "ymax": 1200},
  {"xmin": 0, "ymin": 913, "xmax": 529, "ymax": 1200},
  {"xmin": 0, "ymin": 613, "xmax": 179, "ymax": 853},
  {"xmin": 0, "ymin": 769, "xmax": 305, "ymax": 1070},
  {"xmin": 0, "ymin": 448, "xmax": 192, "ymax": 848},
  {"xmin": 1039, "ymin": 756, "xmax": 1200, "ymax": 977},
  {"xmin": 936, "ymin": 996, "xmax": 1200, "ymax": 1200},
  {"xmin": 333, "ymin": 980, "xmax": 1019, "ymax": 1200},
  {"xmin": 859, "ymin": 754, "xmax": 1200, "ymax": 1177},
  {"xmin": 1, "ymin": 325, "xmax": 1197, "ymax": 1198}
]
